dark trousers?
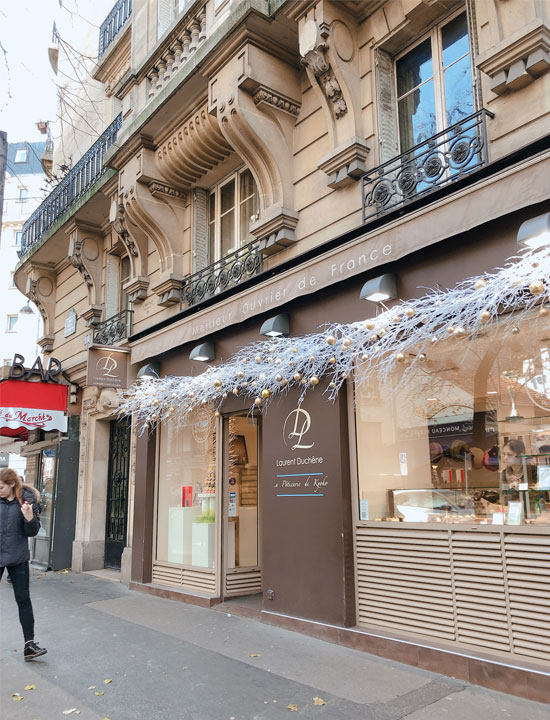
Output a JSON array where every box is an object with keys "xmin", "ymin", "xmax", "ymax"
[{"xmin": 0, "ymin": 562, "xmax": 35, "ymax": 642}]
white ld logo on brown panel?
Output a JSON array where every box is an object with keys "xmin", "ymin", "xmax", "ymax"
[{"xmin": 86, "ymin": 348, "xmax": 129, "ymax": 388}]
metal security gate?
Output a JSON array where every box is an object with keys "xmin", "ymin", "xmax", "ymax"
[{"xmin": 105, "ymin": 417, "xmax": 131, "ymax": 569}]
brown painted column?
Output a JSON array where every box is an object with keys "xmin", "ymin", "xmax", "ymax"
[{"xmin": 131, "ymin": 422, "xmax": 156, "ymax": 584}]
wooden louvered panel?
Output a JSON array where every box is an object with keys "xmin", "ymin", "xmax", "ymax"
[
  {"xmin": 504, "ymin": 533, "xmax": 550, "ymax": 661},
  {"xmin": 224, "ymin": 569, "xmax": 262, "ymax": 597},
  {"xmin": 152, "ymin": 562, "xmax": 216, "ymax": 593},
  {"xmin": 451, "ymin": 532, "xmax": 510, "ymax": 652},
  {"xmin": 356, "ymin": 527, "xmax": 454, "ymax": 641}
]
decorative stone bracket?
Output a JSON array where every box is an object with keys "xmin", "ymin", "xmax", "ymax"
[
  {"xmin": 294, "ymin": 2, "xmax": 368, "ymax": 188},
  {"xmin": 119, "ymin": 148, "xmax": 191, "ymax": 305},
  {"xmin": 24, "ymin": 263, "xmax": 56, "ymax": 353},
  {"xmin": 67, "ymin": 220, "xmax": 104, "ymax": 321},
  {"xmin": 208, "ymin": 43, "xmax": 301, "ymax": 256},
  {"xmin": 477, "ymin": 20, "xmax": 550, "ymax": 94}
]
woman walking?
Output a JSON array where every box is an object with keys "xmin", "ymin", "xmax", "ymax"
[{"xmin": 0, "ymin": 468, "xmax": 47, "ymax": 661}]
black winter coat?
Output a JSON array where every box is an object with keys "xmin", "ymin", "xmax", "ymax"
[{"xmin": 0, "ymin": 486, "xmax": 41, "ymax": 567}]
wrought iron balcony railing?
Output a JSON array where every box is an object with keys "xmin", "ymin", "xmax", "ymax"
[
  {"xmin": 99, "ymin": 0, "xmax": 132, "ymax": 58},
  {"xmin": 362, "ymin": 109, "xmax": 494, "ymax": 222},
  {"xmin": 20, "ymin": 114, "xmax": 122, "ymax": 257},
  {"xmin": 93, "ymin": 309, "xmax": 133, "ymax": 346},
  {"xmin": 181, "ymin": 240, "xmax": 263, "ymax": 308}
]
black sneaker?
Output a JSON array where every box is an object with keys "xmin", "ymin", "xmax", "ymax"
[{"xmin": 24, "ymin": 641, "xmax": 47, "ymax": 661}]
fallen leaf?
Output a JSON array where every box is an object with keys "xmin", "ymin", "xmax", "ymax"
[
  {"xmin": 104, "ymin": 678, "xmax": 112, "ymax": 684},
  {"xmin": 182, "ymin": 666, "xmax": 189, "ymax": 670},
  {"xmin": 24, "ymin": 684, "xmax": 36, "ymax": 690},
  {"xmin": 287, "ymin": 704, "xmax": 299, "ymax": 712},
  {"xmin": 88, "ymin": 686, "xmax": 96, "ymax": 690},
  {"xmin": 12, "ymin": 694, "xmax": 24, "ymax": 702},
  {"xmin": 250, "ymin": 653, "xmax": 262, "ymax": 658},
  {"xmin": 95, "ymin": 691, "xmax": 104, "ymax": 696},
  {"xmin": 313, "ymin": 697, "xmax": 326, "ymax": 706},
  {"xmin": 62, "ymin": 710, "xmax": 80, "ymax": 715}
]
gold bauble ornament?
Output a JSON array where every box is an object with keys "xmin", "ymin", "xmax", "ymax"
[
  {"xmin": 254, "ymin": 397, "xmax": 262, "ymax": 406},
  {"xmin": 188, "ymin": 391, "xmax": 195, "ymax": 398},
  {"xmin": 540, "ymin": 306, "xmax": 549, "ymax": 317},
  {"xmin": 341, "ymin": 372, "xmax": 349, "ymax": 379},
  {"xmin": 275, "ymin": 358, "xmax": 281, "ymax": 365},
  {"xmin": 275, "ymin": 374, "xmax": 283, "ymax": 382},
  {"xmin": 201, "ymin": 399, "xmax": 208, "ymax": 405},
  {"xmin": 169, "ymin": 406, "xmax": 175, "ymax": 412},
  {"xmin": 474, "ymin": 279, "xmax": 486, "ymax": 291},
  {"xmin": 326, "ymin": 335, "xmax": 337, "ymax": 345},
  {"xmin": 392, "ymin": 315, "xmax": 402, "ymax": 323},
  {"xmin": 292, "ymin": 347, "xmax": 298, "ymax": 354},
  {"xmin": 293, "ymin": 372, "xmax": 302, "ymax": 381},
  {"xmin": 532, "ymin": 261, "xmax": 540, "ymax": 268},
  {"xmin": 281, "ymin": 379, "xmax": 288, "ymax": 387},
  {"xmin": 405, "ymin": 307, "xmax": 415, "ymax": 318},
  {"xmin": 361, "ymin": 354, "xmax": 368, "ymax": 361},
  {"xmin": 241, "ymin": 381, "xmax": 248, "ymax": 388},
  {"xmin": 310, "ymin": 376, "xmax": 320, "ymax": 385},
  {"xmin": 431, "ymin": 336, "xmax": 439, "ymax": 344},
  {"xmin": 251, "ymin": 380, "xmax": 257, "ymax": 387},
  {"xmin": 171, "ymin": 392, "xmax": 177, "ymax": 398},
  {"xmin": 342, "ymin": 338, "xmax": 352, "ymax": 348},
  {"xmin": 329, "ymin": 381, "xmax": 336, "ymax": 389},
  {"xmin": 301, "ymin": 378, "xmax": 307, "ymax": 385},
  {"xmin": 289, "ymin": 360, "xmax": 294, "ymax": 366},
  {"xmin": 511, "ymin": 326, "xmax": 520, "ymax": 335},
  {"xmin": 232, "ymin": 387, "xmax": 239, "ymax": 396},
  {"xmin": 420, "ymin": 314, "xmax": 430, "ymax": 324},
  {"xmin": 447, "ymin": 325, "xmax": 455, "ymax": 334},
  {"xmin": 480, "ymin": 310, "xmax": 491, "ymax": 323},
  {"xmin": 213, "ymin": 379, "xmax": 222, "ymax": 388},
  {"xmin": 259, "ymin": 373, "xmax": 266, "ymax": 380},
  {"xmin": 215, "ymin": 410, "xmax": 221, "ymax": 418},
  {"xmin": 309, "ymin": 356, "xmax": 316, "ymax": 363},
  {"xmin": 236, "ymin": 371, "xmax": 244, "ymax": 378},
  {"xmin": 222, "ymin": 393, "xmax": 228, "ymax": 399},
  {"xmin": 261, "ymin": 388, "xmax": 271, "ymax": 399},
  {"xmin": 378, "ymin": 328, "xmax": 386, "ymax": 337},
  {"xmin": 417, "ymin": 353, "xmax": 427, "ymax": 362},
  {"xmin": 370, "ymin": 334, "xmax": 379, "ymax": 342},
  {"xmin": 255, "ymin": 355, "xmax": 262, "ymax": 364},
  {"xmin": 242, "ymin": 358, "xmax": 248, "ymax": 364},
  {"xmin": 152, "ymin": 413, "xmax": 158, "ymax": 420},
  {"xmin": 365, "ymin": 320, "xmax": 375, "ymax": 330},
  {"xmin": 329, "ymin": 356, "xmax": 336, "ymax": 364},
  {"xmin": 529, "ymin": 280, "xmax": 544, "ymax": 295},
  {"xmin": 454, "ymin": 327, "xmax": 466, "ymax": 337},
  {"xmin": 396, "ymin": 352, "xmax": 406, "ymax": 363}
]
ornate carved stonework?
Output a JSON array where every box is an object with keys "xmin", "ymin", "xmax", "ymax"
[
  {"xmin": 148, "ymin": 182, "xmax": 187, "ymax": 201},
  {"xmin": 152, "ymin": 276, "xmax": 183, "ymax": 307},
  {"xmin": 66, "ymin": 221, "xmax": 104, "ymax": 309},
  {"xmin": 300, "ymin": 21, "xmax": 347, "ymax": 119},
  {"xmin": 124, "ymin": 277, "xmax": 149, "ymax": 304},
  {"xmin": 253, "ymin": 88, "xmax": 300, "ymax": 116},
  {"xmin": 68, "ymin": 238, "xmax": 94, "ymax": 287}
]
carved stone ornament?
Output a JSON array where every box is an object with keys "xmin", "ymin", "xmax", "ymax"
[
  {"xmin": 253, "ymin": 88, "xmax": 300, "ymax": 117},
  {"xmin": 69, "ymin": 238, "xmax": 93, "ymax": 287},
  {"xmin": 300, "ymin": 19, "xmax": 347, "ymax": 119},
  {"xmin": 148, "ymin": 182, "xmax": 187, "ymax": 201}
]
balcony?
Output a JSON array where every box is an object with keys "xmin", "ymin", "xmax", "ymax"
[
  {"xmin": 92, "ymin": 309, "xmax": 133, "ymax": 346},
  {"xmin": 20, "ymin": 114, "xmax": 122, "ymax": 257},
  {"xmin": 181, "ymin": 240, "xmax": 263, "ymax": 308},
  {"xmin": 362, "ymin": 110, "xmax": 494, "ymax": 222},
  {"xmin": 99, "ymin": 0, "xmax": 132, "ymax": 59}
]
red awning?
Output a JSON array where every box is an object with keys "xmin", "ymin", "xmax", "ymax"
[{"xmin": 0, "ymin": 380, "xmax": 68, "ymax": 434}]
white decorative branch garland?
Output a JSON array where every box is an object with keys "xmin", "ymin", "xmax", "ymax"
[{"xmin": 119, "ymin": 246, "xmax": 550, "ymax": 429}]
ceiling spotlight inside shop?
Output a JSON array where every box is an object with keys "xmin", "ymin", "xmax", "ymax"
[
  {"xmin": 260, "ymin": 313, "xmax": 290, "ymax": 338},
  {"xmin": 360, "ymin": 273, "xmax": 397, "ymax": 303},
  {"xmin": 19, "ymin": 302, "xmax": 35, "ymax": 315},
  {"xmin": 517, "ymin": 211, "xmax": 550, "ymax": 248},
  {"xmin": 137, "ymin": 362, "xmax": 160, "ymax": 380},
  {"xmin": 190, "ymin": 341, "xmax": 215, "ymax": 362}
]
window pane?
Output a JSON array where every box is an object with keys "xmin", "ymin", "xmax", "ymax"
[
  {"xmin": 157, "ymin": 420, "xmax": 217, "ymax": 568},
  {"xmin": 356, "ymin": 324, "xmax": 550, "ymax": 526},
  {"xmin": 209, "ymin": 193, "xmax": 216, "ymax": 262},
  {"xmin": 396, "ymin": 38, "xmax": 433, "ymax": 98},
  {"xmin": 221, "ymin": 209, "xmax": 235, "ymax": 256},
  {"xmin": 38, "ymin": 449, "xmax": 57, "ymax": 537},
  {"xmin": 240, "ymin": 195, "xmax": 258, "ymax": 245},
  {"xmin": 397, "ymin": 79, "xmax": 437, "ymax": 150},
  {"xmin": 444, "ymin": 55, "xmax": 473, "ymax": 125},
  {"xmin": 239, "ymin": 169, "xmax": 256, "ymax": 201},
  {"xmin": 442, "ymin": 13, "xmax": 469, "ymax": 68},
  {"xmin": 220, "ymin": 179, "xmax": 235, "ymax": 215},
  {"xmin": 8, "ymin": 315, "xmax": 18, "ymax": 331},
  {"xmin": 121, "ymin": 256, "xmax": 131, "ymax": 283},
  {"xmin": 15, "ymin": 231, "xmax": 22, "ymax": 245}
]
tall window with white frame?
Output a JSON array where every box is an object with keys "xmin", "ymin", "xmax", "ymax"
[
  {"xmin": 395, "ymin": 11, "xmax": 473, "ymax": 152},
  {"xmin": 119, "ymin": 255, "xmax": 131, "ymax": 312},
  {"xmin": 208, "ymin": 168, "xmax": 259, "ymax": 264},
  {"xmin": 6, "ymin": 315, "xmax": 18, "ymax": 332}
]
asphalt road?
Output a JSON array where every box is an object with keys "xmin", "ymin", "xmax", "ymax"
[{"xmin": 1, "ymin": 570, "xmax": 548, "ymax": 719}]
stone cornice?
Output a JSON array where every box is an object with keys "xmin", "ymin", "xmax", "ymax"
[{"xmin": 93, "ymin": 24, "xmax": 132, "ymax": 96}]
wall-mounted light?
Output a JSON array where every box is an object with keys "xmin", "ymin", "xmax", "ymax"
[
  {"xmin": 260, "ymin": 313, "xmax": 290, "ymax": 338},
  {"xmin": 360, "ymin": 273, "xmax": 397, "ymax": 302},
  {"xmin": 190, "ymin": 341, "xmax": 215, "ymax": 362},
  {"xmin": 517, "ymin": 212, "xmax": 550, "ymax": 248},
  {"xmin": 137, "ymin": 362, "xmax": 160, "ymax": 379},
  {"xmin": 19, "ymin": 302, "xmax": 35, "ymax": 315}
]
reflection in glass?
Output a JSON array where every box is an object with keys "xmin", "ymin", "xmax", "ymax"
[
  {"xmin": 38, "ymin": 448, "xmax": 57, "ymax": 537},
  {"xmin": 227, "ymin": 416, "xmax": 258, "ymax": 568},
  {"xmin": 397, "ymin": 80, "xmax": 437, "ymax": 151}
]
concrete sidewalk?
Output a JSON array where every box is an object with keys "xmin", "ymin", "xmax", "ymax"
[{"xmin": 0, "ymin": 570, "xmax": 548, "ymax": 719}]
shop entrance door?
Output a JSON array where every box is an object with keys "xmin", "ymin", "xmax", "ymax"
[
  {"xmin": 105, "ymin": 416, "xmax": 131, "ymax": 569},
  {"xmin": 222, "ymin": 413, "xmax": 262, "ymax": 598}
]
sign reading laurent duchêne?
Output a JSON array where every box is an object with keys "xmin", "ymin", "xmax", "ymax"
[
  {"xmin": 8, "ymin": 354, "xmax": 63, "ymax": 383},
  {"xmin": 86, "ymin": 347, "xmax": 128, "ymax": 389}
]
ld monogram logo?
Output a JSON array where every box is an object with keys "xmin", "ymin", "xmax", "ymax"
[
  {"xmin": 96, "ymin": 354, "xmax": 118, "ymax": 378},
  {"xmin": 283, "ymin": 406, "xmax": 314, "ymax": 450}
]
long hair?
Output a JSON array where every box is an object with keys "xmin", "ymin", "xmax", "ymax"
[{"xmin": 0, "ymin": 468, "xmax": 40, "ymax": 504}]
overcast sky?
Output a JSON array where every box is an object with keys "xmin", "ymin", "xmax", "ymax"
[{"xmin": 0, "ymin": 0, "xmax": 112, "ymax": 144}]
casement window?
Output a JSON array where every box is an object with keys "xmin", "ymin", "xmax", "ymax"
[
  {"xmin": 14, "ymin": 148, "xmax": 28, "ymax": 163},
  {"xmin": 377, "ymin": 11, "xmax": 474, "ymax": 163},
  {"xmin": 396, "ymin": 11, "xmax": 473, "ymax": 152},
  {"xmin": 18, "ymin": 188, "xmax": 28, "ymax": 202},
  {"xmin": 6, "ymin": 315, "xmax": 18, "ymax": 332},
  {"xmin": 14, "ymin": 231, "xmax": 22, "ymax": 246},
  {"xmin": 207, "ymin": 168, "xmax": 259, "ymax": 264},
  {"xmin": 119, "ymin": 255, "xmax": 131, "ymax": 311}
]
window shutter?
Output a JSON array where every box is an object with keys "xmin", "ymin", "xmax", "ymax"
[
  {"xmin": 157, "ymin": 0, "xmax": 174, "ymax": 39},
  {"xmin": 105, "ymin": 254, "xmax": 120, "ymax": 317},
  {"xmin": 193, "ymin": 188, "xmax": 209, "ymax": 272},
  {"xmin": 376, "ymin": 48, "xmax": 399, "ymax": 163}
]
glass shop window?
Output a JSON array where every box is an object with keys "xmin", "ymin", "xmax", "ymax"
[
  {"xmin": 355, "ymin": 321, "xmax": 550, "ymax": 526},
  {"xmin": 156, "ymin": 414, "xmax": 217, "ymax": 568}
]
